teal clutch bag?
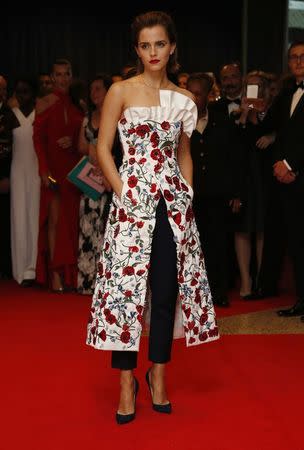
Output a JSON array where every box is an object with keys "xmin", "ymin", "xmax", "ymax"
[{"xmin": 67, "ymin": 156, "xmax": 105, "ymax": 201}]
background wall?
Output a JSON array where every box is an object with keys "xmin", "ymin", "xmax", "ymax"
[
  {"xmin": 1, "ymin": 3, "xmax": 242, "ymax": 85},
  {"xmin": 1, "ymin": 0, "xmax": 291, "ymax": 87}
]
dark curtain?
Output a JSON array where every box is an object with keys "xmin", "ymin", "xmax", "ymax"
[
  {"xmin": 246, "ymin": 0, "xmax": 288, "ymax": 74},
  {"xmin": 1, "ymin": 3, "xmax": 243, "ymax": 88}
]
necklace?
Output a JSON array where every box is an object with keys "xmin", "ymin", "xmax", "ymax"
[{"xmin": 141, "ymin": 75, "xmax": 170, "ymax": 90}]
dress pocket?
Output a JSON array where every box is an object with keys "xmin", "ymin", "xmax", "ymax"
[
  {"xmin": 179, "ymin": 174, "xmax": 194, "ymax": 199},
  {"xmin": 112, "ymin": 180, "xmax": 127, "ymax": 208}
]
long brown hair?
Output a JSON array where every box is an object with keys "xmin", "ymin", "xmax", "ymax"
[{"xmin": 131, "ymin": 11, "xmax": 180, "ymax": 74}]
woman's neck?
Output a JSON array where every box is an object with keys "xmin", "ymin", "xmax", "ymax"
[{"xmin": 141, "ymin": 71, "xmax": 170, "ymax": 89}]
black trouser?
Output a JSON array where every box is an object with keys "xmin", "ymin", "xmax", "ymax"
[
  {"xmin": 111, "ymin": 196, "xmax": 178, "ymax": 370},
  {"xmin": 282, "ymin": 185, "xmax": 304, "ymax": 300},
  {"xmin": 194, "ymin": 197, "xmax": 230, "ymax": 301}
]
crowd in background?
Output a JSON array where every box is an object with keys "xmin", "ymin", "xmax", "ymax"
[{"xmin": 0, "ymin": 44, "xmax": 303, "ymax": 319}]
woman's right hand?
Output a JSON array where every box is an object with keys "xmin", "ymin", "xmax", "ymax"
[{"xmin": 41, "ymin": 173, "xmax": 51, "ymax": 188}]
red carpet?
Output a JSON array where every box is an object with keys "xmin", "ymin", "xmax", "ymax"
[{"xmin": 0, "ymin": 281, "xmax": 302, "ymax": 450}]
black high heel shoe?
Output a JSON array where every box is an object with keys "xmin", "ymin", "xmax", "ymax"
[
  {"xmin": 116, "ymin": 377, "xmax": 139, "ymax": 425},
  {"xmin": 145, "ymin": 368, "xmax": 172, "ymax": 414}
]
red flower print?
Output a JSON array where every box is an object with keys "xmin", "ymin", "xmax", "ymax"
[
  {"xmin": 164, "ymin": 147, "xmax": 172, "ymax": 158},
  {"xmin": 181, "ymin": 182, "xmax": 189, "ymax": 192},
  {"xmin": 164, "ymin": 190, "xmax": 174, "ymax": 202},
  {"xmin": 99, "ymin": 330, "xmax": 106, "ymax": 341},
  {"xmin": 136, "ymin": 305, "xmax": 144, "ymax": 314},
  {"xmin": 136, "ymin": 124, "xmax": 150, "ymax": 138},
  {"xmin": 184, "ymin": 307, "xmax": 191, "ymax": 319},
  {"xmin": 100, "ymin": 300, "xmax": 106, "ymax": 308},
  {"xmin": 123, "ymin": 266, "xmax": 135, "ymax": 276},
  {"xmin": 186, "ymin": 206, "xmax": 193, "ymax": 222},
  {"xmin": 104, "ymin": 308, "xmax": 110, "ymax": 316},
  {"xmin": 139, "ymin": 158, "xmax": 147, "ymax": 164},
  {"xmin": 208, "ymin": 327, "xmax": 219, "ymax": 337},
  {"xmin": 129, "ymin": 157, "xmax": 136, "ymax": 165},
  {"xmin": 136, "ymin": 221, "xmax": 144, "ymax": 228},
  {"xmin": 199, "ymin": 332, "xmax": 208, "ymax": 342},
  {"xmin": 103, "ymin": 292, "xmax": 109, "ymax": 300},
  {"xmin": 97, "ymin": 262, "xmax": 103, "ymax": 277},
  {"xmin": 106, "ymin": 314, "xmax": 116, "ymax": 325},
  {"xmin": 128, "ymin": 147, "xmax": 136, "ymax": 155},
  {"xmin": 128, "ymin": 127, "xmax": 136, "ymax": 134},
  {"xmin": 165, "ymin": 176, "xmax": 173, "ymax": 184},
  {"xmin": 200, "ymin": 314, "xmax": 208, "ymax": 325},
  {"xmin": 120, "ymin": 331, "xmax": 131, "ymax": 343},
  {"xmin": 151, "ymin": 149, "xmax": 161, "ymax": 160},
  {"xmin": 123, "ymin": 324, "xmax": 129, "ymax": 331},
  {"xmin": 178, "ymin": 274, "xmax": 184, "ymax": 283},
  {"xmin": 105, "ymin": 242, "xmax": 110, "ymax": 251},
  {"xmin": 128, "ymin": 217, "xmax": 135, "ymax": 223},
  {"xmin": 118, "ymin": 209, "xmax": 127, "ymax": 222},
  {"xmin": 188, "ymin": 320, "xmax": 195, "ymax": 330},
  {"xmin": 193, "ymin": 326, "xmax": 199, "ymax": 335},
  {"xmin": 126, "ymin": 189, "xmax": 133, "ymax": 199},
  {"xmin": 158, "ymin": 154, "xmax": 165, "ymax": 164},
  {"xmin": 105, "ymin": 271, "xmax": 111, "ymax": 279},
  {"xmin": 120, "ymin": 118, "xmax": 127, "ymax": 125},
  {"xmin": 189, "ymin": 337, "xmax": 196, "ymax": 344},
  {"xmin": 150, "ymin": 131, "xmax": 160, "ymax": 148},
  {"xmin": 161, "ymin": 121, "xmax": 170, "ymax": 130},
  {"xmin": 114, "ymin": 224, "xmax": 120, "ymax": 238},
  {"xmin": 137, "ymin": 269, "xmax": 145, "ymax": 276},
  {"xmin": 137, "ymin": 314, "xmax": 143, "ymax": 324},
  {"xmin": 129, "ymin": 246, "xmax": 139, "ymax": 252},
  {"xmin": 173, "ymin": 212, "xmax": 182, "ymax": 225},
  {"xmin": 154, "ymin": 163, "xmax": 162, "ymax": 173},
  {"xmin": 191, "ymin": 279, "xmax": 198, "ymax": 286},
  {"xmin": 125, "ymin": 290, "xmax": 132, "ymax": 297},
  {"xmin": 173, "ymin": 177, "xmax": 181, "ymax": 190},
  {"xmin": 128, "ymin": 175, "xmax": 138, "ymax": 188},
  {"xmin": 150, "ymin": 183, "xmax": 157, "ymax": 193}
]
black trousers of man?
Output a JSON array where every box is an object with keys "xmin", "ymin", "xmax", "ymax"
[{"xmin": 112, "ymin": 196, "xmax": 178, "ymax": 370}]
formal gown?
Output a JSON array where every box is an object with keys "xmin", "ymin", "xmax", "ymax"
[
  {"xmin": 87, "ymin": 90, "xmax": 219, "ymax": 351},
  {"xmin": 10, "ymin": 107, "xmax": 40, "ymax": 283}
]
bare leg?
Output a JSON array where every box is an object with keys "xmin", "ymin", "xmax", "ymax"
[
  {"xmin": 149, "ymin": 363, "xmax": 170, "ymax": 405},
  {"xmin": 117, "ymin": 370, "xmax": 135, "ymax": 414},
  {"xmin": 235, "ymin": 232, "xmax": 252, "ymax": 295},
  {"xmin": 48, "ymin": 193, "xmax": 63, "ymax": 290}
]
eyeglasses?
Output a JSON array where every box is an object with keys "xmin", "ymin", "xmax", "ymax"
[{"xmin": 289, "ymin": 54, "xmax": 304, "ymax": 63}]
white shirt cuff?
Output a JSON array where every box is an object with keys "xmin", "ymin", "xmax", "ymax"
[{"xmin": 283, "ymin": 159, "xmax": 292, "ymax": 171}]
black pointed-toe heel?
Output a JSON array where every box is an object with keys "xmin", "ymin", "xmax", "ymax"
[
  {"xmin": 116, "ymin": 377, "xmax": 139, "ymax": 425},
  {"xmin": 145, "ymin": 369, "xmax": 172, "ymax": 414}
]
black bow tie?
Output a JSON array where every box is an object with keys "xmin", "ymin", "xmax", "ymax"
[
  {"xmin": 226, "ymin": 98, "xmax": 241, "ymax": 105},
  {"xmin": 292, "ymin": 81, "xmax": 304, "ymax": 93}
]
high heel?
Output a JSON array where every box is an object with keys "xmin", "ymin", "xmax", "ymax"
[
  {"xmin": 145, "ymin": 368, "xmax": 172, "ymax": 414},
  {"xmin": 116, "ymin": 377, "xmax": 139, "ymax": 425}
]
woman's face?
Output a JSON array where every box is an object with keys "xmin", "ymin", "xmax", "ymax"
[
  {"xmin": 136, "ymin": 25, "xmax": 175, "ymax": 72},
  {"xmin": 90, "ymin": 79, "xmax": 107, "ymax": 107}
]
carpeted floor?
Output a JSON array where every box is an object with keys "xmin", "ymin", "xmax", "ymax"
[{"xmin": 1, "ymin": 280, "xmax": 302, "ymax": 450}]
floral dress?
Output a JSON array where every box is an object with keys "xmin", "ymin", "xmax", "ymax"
[
  {"xmin": 87, "ymin": 90, "xmax": 219, "ymax": 351},
  {"xmin": 78, "ymin": 117, "xmax": 109, "ymax": 294}
]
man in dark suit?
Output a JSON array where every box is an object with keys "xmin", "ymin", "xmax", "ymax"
[
  {"xmin": 188, "ymin": 72, "xmax": 244, "ymax": 307},
  {"xmin": 264, "ymin": 41, "xmax": 304, "ymax": 318}
]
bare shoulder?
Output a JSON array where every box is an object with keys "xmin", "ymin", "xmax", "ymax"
[
  {"xmin": 108, "ymin": 77, "xmax": 140, "ymax": 95},
  {"xmin": 35, "ymin": 93, "xmax": 59, "ymax": 115}
]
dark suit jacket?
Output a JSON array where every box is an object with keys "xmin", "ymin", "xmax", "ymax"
[
  {"xmin": 191, "ymin": 98, "xmax": 245, "ymax": 200},
  {"xmin": 263, "ymin": 86, "xmax": 304, "ymax": 188}
]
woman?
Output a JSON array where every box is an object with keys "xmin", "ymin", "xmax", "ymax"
[
  {"xmin": 86, "ymin": 11, "xmax": 219, "ymax": 424},
  {"xmin": 233, "ymin": 71, "xmax": 273, "ymax": 298},
  {"xmin": 10, "ymin": 79, "xmax": 40, "ymax": 286},
  {"xmin": 78, "ymin": 74, "xmax": 113, "ymax": 294}
]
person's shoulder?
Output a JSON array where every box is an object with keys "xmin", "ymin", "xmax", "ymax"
[
  {"xmin": 35, "ymin": 93, "xmax": 59, "ymax": 115},
  {"xmin": 108, "ymin": 77, "xmax": 141, "ymax": 95}
]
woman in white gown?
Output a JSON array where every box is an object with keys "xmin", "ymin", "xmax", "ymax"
[{"xmin": 10, "ymin": 79, "xmax": 40, "ymax": 285}]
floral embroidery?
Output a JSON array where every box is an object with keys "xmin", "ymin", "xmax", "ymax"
[{"xmin": 87, "ymin": 108, "xmax": 219, "ymax": 351}]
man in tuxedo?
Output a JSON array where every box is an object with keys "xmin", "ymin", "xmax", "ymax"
[
  {"xmin": 188, "ymin": 72, "xmax": 244, "ymax": 307},
  {"xmin": 265, "ymin": 41, "xmax": 304, "ymax": 318}
]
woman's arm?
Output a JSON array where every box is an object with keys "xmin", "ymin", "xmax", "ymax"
[
  {"xmin": 177, "ymin": 132, "xmax": 193, "ymax": 187},
  {"xmin": 97, "ymin": 82, "xmax": 125, "ymax": 197},
  {"xmin": 78, "ymin": 117, "xmax": 89, "ymax": 155}
]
